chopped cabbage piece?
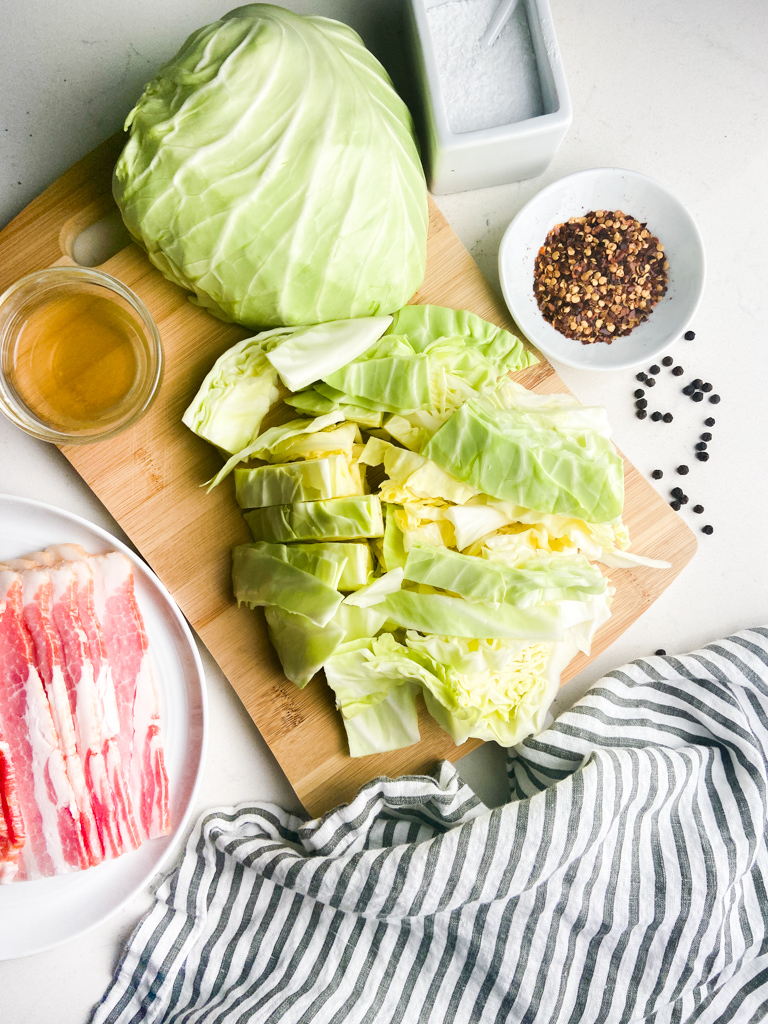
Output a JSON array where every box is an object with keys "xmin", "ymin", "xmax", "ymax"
[
  {"xmin": 382, "ymin": 590, "xmax": 562, "ymax": 641},
  {"xmin": 423, "ymin": 397, "xmax": 624, "ymax": 522},
  {"xmin": 245, "ymin": 495, "xmax": 384, "ymax": 544},
  {"xmin": 232, "ymin": 544, "xmax": 342, "ymax": 626},
  {"xmin": 266, "ymin": 317, "xmax": 392, "ymax": 391},
  {"xmin": 234, "ymin": 455, "xmax": 365, "ymax": 509}
]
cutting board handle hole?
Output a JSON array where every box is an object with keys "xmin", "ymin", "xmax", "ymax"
[{"xmin": 71, "ymin": 209, "xmax": 132, "ymax": 267}]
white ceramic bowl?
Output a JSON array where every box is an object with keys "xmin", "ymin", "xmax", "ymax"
[{"xmin": 498, "ymin": 168, "xmax": 706, "ymax": 371}]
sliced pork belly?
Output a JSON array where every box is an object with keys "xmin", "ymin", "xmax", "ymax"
[
  {"xmin": 0, "ymin": 731, "xmax": 25, "ymax": 884},
  {"xmin": 44, "ymin": 546, "xmax": 170, "ymax": 841},
  {"xmin": 0, "ymin": 571, "xmax": 90, "ymax": 880}
]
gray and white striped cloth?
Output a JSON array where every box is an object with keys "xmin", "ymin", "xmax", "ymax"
[{"xmin": 91, "ymin": 627, "xmax": 768, "ymax": 1024}]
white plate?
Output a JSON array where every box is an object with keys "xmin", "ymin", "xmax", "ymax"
[
  {"xmin": 498, "ymin": 167, "xmax": 706, "ymax": 371},
  {"xmin": 0, "ymin": 494, "xmax": 207, "ymax": 960}
]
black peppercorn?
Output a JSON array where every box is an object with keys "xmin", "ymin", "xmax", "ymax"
[
  {"xmin": 696, "ymin": 451, "xmax": 710, "ymax": 461},
  {"xmin": 636, "ymin": 398, "xmax": 648, "ymax": 409},
  {"xmin": 684, "ymin": 330, "xmax": 696, "ymax": 340},
  {"xmin": 693, "ymin": 505, "xmax": 704, "ymax": 514},
  {"xmin": 662, "ymin": 357, "xmax": 673, "ymax": 367},
  {"xmin": 634, "ymin": 388, "xmax": 645, "ymax": 399},
  {"xmin": 692, "ymin": 392, "xmax": 704, "ymax": 402},
  {"xmin": 655, "ymin": 649, "xmax": 666, "ymax": 656},
  {"xmin": 709, "ymin": 394, "xmax": 721, "ymax": 404},
  {"xmin": 677, "ymin": 465, "xmax": 689, "ymax": 475},
  {"xmin": 651, "ymin": 411, "xmax": 662, "ymax": 421},
  {"xmin": 705, "ymin": 417, "xmax": 716, "ymax": 426},
  {"xmin": 636, "ymin": 372, "xmax": 647, "ymax": 382},
  {"xmin": 695, "ymin": 441, "xmax": 707, "ymax": 451},
  {"xmin": 679, "ymin": 495, "xmax": 689, "ymax": 505},
  {"xmin": 683, "ymin": 384, "xmax": 695, "ymax": 395},
  {"xmin": 701, "ymin": 382, "xmax": 713, "ymax": 392},
  {"xmin": 702, "ymin": 525, "xmax": 714, "ymax": 535},
  {"xmin": 662, "ymin": 413, "xmax": 673, "ymax": 423},
  {"xmin": 692, "ymin": 379, "xmax": 703, "ymax": 389},
  {"xmin": 636, "ymin": 410, "xmax": 647, "ymax": 420},
  {"xmin": 652, "ymin": 469, "xmax": 663, "ymax": 479},
  {"xmin": 646, "ymin": 378, "xmax": 656, "ymax": 387},
  {"xmin": 701, "ymin": 432, "xmax": 712, "ymax": 441},
  {"xmin": 672, "ymin": 366, "xmax": 684, "ymax": 376},
  {"xmin": 649, "ymin": 364, "xmax": 660, "ymax": 375},
  {"xmin": 671, "ymin": 487, "xmax": 683, "ymax": 498},
  {"xmin": 670, "ymin": 500, "xmax": 681, "ymax": 511}
]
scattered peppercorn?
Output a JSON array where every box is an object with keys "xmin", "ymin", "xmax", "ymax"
[
  {"xmin": 701, "ymin": 382, "xmax": 713, "ymax": 393},
  {"xmin": 634, "ymin": 388, "xmax": 645, "ymax": 398},
  {"xmin": 692, "ymin": 379, "xmax": 703, "ymax": 389},
  {"xmin": 702, "ymin": 525, "xmax": 714, "ymax": 535},
  {"xmin": 636, "ymin": 410, "xmax": 647, "ymax": 419},
  {"xmin": 671, "ymin": 487, "xmax": 683, "ymax": 498},
  {"xmin": 662, "ymin": 356, "xmax": 673, "ymax": 367},
  {"xmin": 709, "ymin": 394, "xmax": 721, "ymax": 404},
  {"xmin": 683, "ymin": 384, "xmax": 695, "ymax": 395},
  {"xmin": 693, "ymin": 505, "xmax": 704, "ymax": 514},
  {"xmin": 705, "ymin": 417, "xmax": 715, "ymax": 426},
  {"xmin": 701, "ymin": 432, "xmax": 712, "ymax": 441},
  {"xmin": 649, "ymin": 364, "xmax": 660, "ymax": 375},
  {"xmin": 677, "ymin": 465, "xmax": 689, "ymax": 475},
  {"xmin": 636, "ymin": 372, "xmax": 647, "ymax": 382},
  {"xmin": 652, "ymin": 469, "xmax": 663, "ymax": 479},
  {"xmin": 696, "ymin": 451, "xmax": 710, "ymax": 461},
  {"xmin": 684, "ymin": 330, "xmax": 696, "ymax": 340},
  {"xmin": 646, "ymin": 378, "xmax": 656, "ymax": 387},
  {"xmin": 679, "ymin": 495, "xmax": 689, "ymax": 505},
  {"xmin": 533, "ymin": 210, "xmax": 669, "ymax": 343},
  {"xmin": 670, "ymin": 500, "xmax": 681, "ymax": 511},
  {"xmin": 651, "ymin": 411, "xmax": 662, "ymax": 421},
  {"xmin": 662, "ymin": 413, "xmax": 673, "ymax": 423},
  {"xmin": 655, "ymin": 649, "xmax": 666, "ymax": 656},
  {"xmin": 692, "ymin": 392, "xmax": 704, "ymax": 402},
  {"xmin": 636, "ymin": 398, "xmax": 648, "ymax": 409},
  {"xmin": 695, "ymin": 441, "xmax": 707, "ymax": 451},
  {"xmin": 672, "ymin": 365, "xmax": 684, "ymax": 376}
]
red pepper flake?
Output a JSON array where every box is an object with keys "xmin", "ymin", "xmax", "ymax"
[{"xmin": 533, "ymin": 210, "xmax": 669, "ymax": 344}]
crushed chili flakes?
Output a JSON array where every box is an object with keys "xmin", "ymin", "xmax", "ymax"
[{"xmin": 533, "ymin": 209, "xmax": 669, "ymax": 344}]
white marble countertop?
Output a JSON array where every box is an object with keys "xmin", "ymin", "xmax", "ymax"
[{"xmin": 1, "ymin": 0, "xmax": 767, "ymax": 1019}]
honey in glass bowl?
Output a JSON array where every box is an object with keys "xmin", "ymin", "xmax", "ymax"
[{"xmin": 0, "ymin": 267, "xmax": 162, "ymax": 444}]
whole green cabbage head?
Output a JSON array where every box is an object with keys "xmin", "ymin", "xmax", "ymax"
[{"xmin": 113, "ymin": 4, "xmax": 428, "ymax": 328}]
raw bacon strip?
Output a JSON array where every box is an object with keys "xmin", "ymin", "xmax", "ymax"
[
  {"xmin": 89, "ymin": 552, "xmax": 170, "ymax": 840},
  {"xmin": 46, "ymin": 561, "xmax": 128, "ymax": 859},
  {"xmin": 0, "ymin": 571, "xmax": 89, "ymax": 879},
  {"xmin": 0, "ymin": 731, "xmax": 26, "ymax": 884},
  {"xmin": 45, "ymin": 546, "xmax": 170, "ymax": 842},
  {"xmin": 14, "ymin": 547, "xmax": 142, "ymax": 855},
  {"xmin": 16, "ymin": 567, "xmax": 103, "ymax": 865}
]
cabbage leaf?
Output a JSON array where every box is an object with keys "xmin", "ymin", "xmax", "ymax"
[
  {"xmin": 423, "ymin": 398, "xmax": 624, "ymax": 522},
  {"xmin": 234, "ymin": 455, "xmax": 365, "ymax": 509}
]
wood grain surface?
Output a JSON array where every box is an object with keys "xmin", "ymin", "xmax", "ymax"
[{"xmin": 0, "ymin": 135, "xmax": 697, "ymax": 815}]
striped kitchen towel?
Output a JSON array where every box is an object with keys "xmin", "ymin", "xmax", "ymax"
[{"xmin": 91, "ymin": 628, "xmax": 768, "ymax": 1024}]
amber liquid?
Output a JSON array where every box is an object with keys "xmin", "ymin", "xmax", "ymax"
[{"xmin": 11, "ymin": 291, "xmax": 144, "ymax": 431}]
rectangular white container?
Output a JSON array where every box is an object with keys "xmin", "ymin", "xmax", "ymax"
[{"xmin": 405, "ymin": 0, "xmax": 572, "ymax": 195}]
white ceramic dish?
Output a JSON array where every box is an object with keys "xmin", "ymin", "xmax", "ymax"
[
  {"xmin": 498, "ymin": 167, "xmax": 706, "ymax": 371},
  {"xmin": 405, "ymin": 0, "xmax": 572, "ymax": 195},
  {"xmin": 0, "ymin": 494, "xmax": 207, "ymax": 960}
]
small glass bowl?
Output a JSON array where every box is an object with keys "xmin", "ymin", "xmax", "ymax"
[{"xmin": 0, "ymin": 266, "xmax": 162, "ymax": 444}]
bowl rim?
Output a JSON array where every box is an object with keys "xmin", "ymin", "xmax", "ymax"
[
  {"xmin": 498, "ymin": 166, "xmax": 707, "ymax": 371},
  {"xmin": 0, "ymin": 265, "xmax": 163, "ymax": 443}
]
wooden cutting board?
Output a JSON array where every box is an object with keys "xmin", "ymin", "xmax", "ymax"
[{"xmin": 0, "ymin": 135, "xmax": 697, "ymax": 815}]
